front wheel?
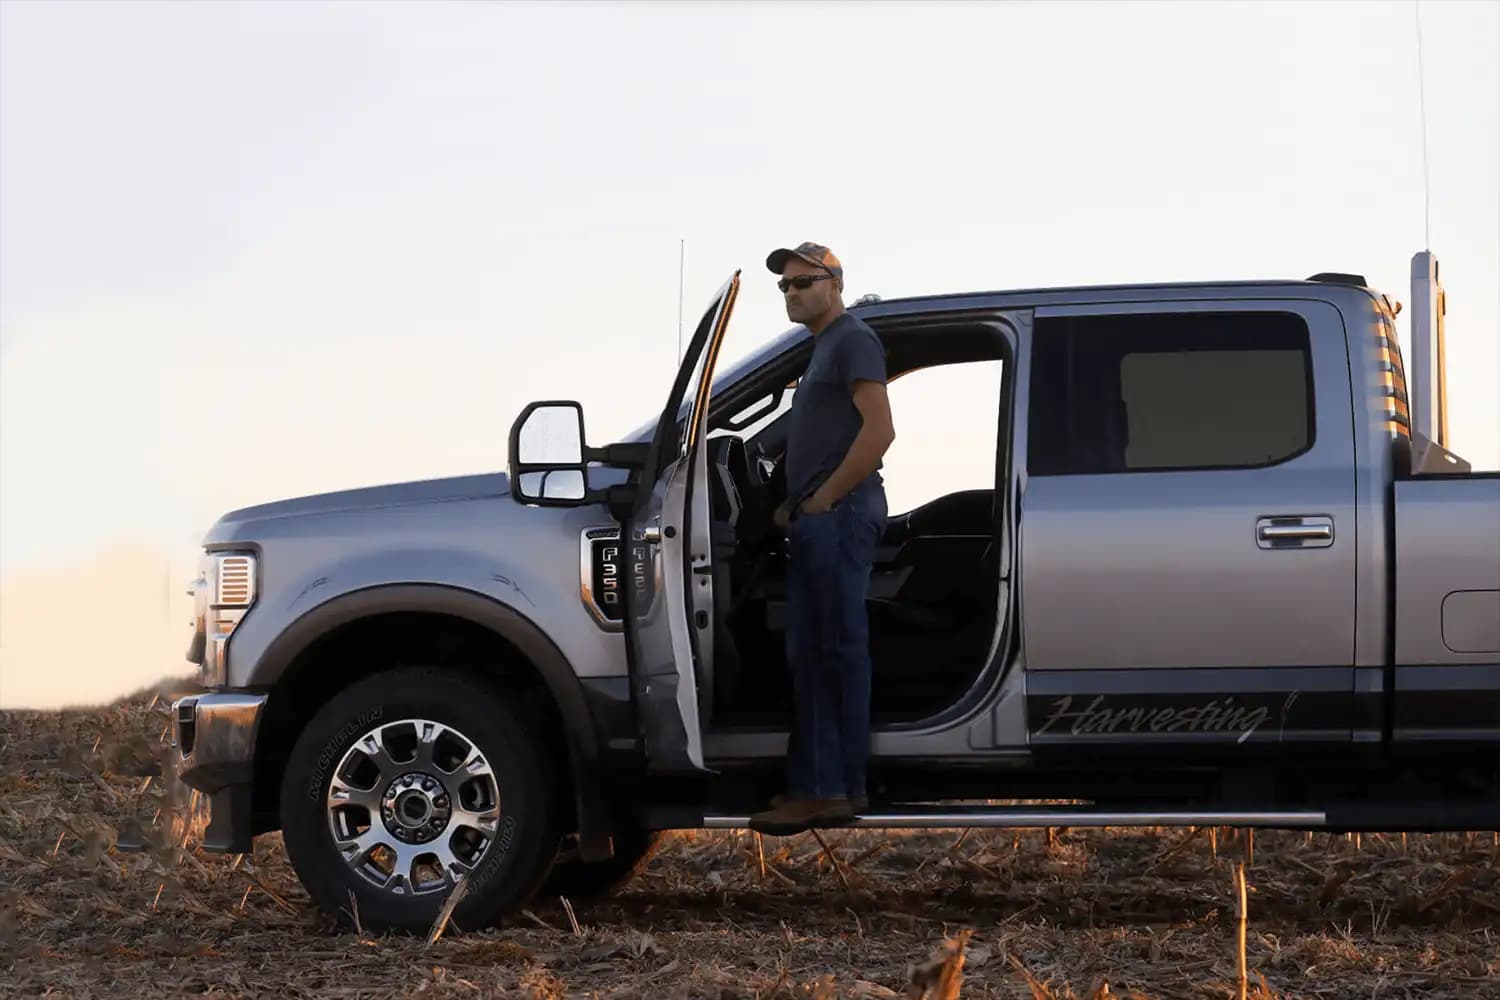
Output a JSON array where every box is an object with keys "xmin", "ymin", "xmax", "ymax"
[{"xmin": 280, "ymin": 668, "xmax": 560, "ymax": 933}]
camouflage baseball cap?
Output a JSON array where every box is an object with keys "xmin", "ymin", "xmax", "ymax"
[{"xmin": 765, "ymin": 241, "xmax": 843, "ymax": 281}]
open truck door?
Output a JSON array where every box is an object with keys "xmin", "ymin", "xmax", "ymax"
[{"xmin": 623, "ymin": 272, "xmax": 741, "ymax": 773}]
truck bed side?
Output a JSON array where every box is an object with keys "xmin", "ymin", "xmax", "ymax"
[{"xmin": 1393, "ymin": 473, "xmax": 1500, "ymax": 744}]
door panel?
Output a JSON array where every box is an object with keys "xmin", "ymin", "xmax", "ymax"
[
  {"xmin": 1021, "ymin": 301, "xmax": 1357, "ymax": 673},
  {"xmin": 623, "ymin": 272, "xmax": 740, "ymax": 774}
]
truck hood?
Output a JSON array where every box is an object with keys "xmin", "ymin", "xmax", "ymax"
[{"xmin": 216, "ymin": 472, "xmax": 510, "ymax": 527}]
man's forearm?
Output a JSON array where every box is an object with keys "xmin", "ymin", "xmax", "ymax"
[{"xmin": 811, "ymin": 423, "xmax": 893, "ymax": 506}]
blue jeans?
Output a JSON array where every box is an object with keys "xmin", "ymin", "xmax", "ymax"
[{"xmin": 784, "ymin": 479, "xmax": 887, "ymax": 801}]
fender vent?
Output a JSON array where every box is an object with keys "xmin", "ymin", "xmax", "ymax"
[{"xmin": 216, "ymin": 556, "xmax": 254, "ymax": 606}]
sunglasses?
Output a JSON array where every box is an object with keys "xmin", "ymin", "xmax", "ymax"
[{"xmin": 777, "ymin": 273, "xmax": 835, "ymax": 293}]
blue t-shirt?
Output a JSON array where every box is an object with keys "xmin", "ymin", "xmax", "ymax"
[{"xmin": 785, "ymin": 312, "xmax": 887, "ymax": 504}]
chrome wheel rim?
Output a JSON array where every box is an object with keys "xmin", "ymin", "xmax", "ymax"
[{"xmin": 326, "ymin": 718, "xmax": 500, "ymax": 896}]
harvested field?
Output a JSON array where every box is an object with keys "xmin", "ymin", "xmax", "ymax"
[{"xmin": 2, "ymin": 683, "xmax": 1498, "ymax": 999}]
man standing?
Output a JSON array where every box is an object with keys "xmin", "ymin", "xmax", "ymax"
[{"xmin": 750, "ymin": 242, "xmax": 895, "ymax": 835}]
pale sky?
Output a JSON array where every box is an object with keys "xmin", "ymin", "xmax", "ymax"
[{"xmin": 1, "ymin": 0, "xmax": 1496, "ymax": 708}]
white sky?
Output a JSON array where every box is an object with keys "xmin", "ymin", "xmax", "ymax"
[{"xmin": 1, "ymin": 0, "xmax": 1496, "ymax": 707}]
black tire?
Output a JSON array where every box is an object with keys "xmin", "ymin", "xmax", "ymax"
[
  {"xmin": 280, "ymin": 667, "xmax": 560, "ymax": 933},
  {"xmin": 541, "ymin": 825, "xmax": 665, "ymax": 903}
]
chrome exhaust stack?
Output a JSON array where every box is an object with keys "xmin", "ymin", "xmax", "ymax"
[{"xmin": 1408, "ymin": 250, "xmax": 1470, "ymax": 474}]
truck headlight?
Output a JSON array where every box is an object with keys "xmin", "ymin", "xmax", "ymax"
[{"xmin": 187, "ymin": 552, "xmax": 257, "ymax": 687}]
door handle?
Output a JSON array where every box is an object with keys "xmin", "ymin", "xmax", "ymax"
[
  {"xmin": 1256, "ymin": 516, "xmax": 1334, "ymax": 548},
  {"xmin": 1259, "ymin": 524, "xmax": 1331, "ymax": 541}
]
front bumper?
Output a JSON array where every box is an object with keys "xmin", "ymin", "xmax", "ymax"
[{"xmin": 171, "ymin": 692, "xmax": 267, "ymax": 853}]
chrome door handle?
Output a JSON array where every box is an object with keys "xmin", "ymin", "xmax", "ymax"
[
  {"xmin": 1260, "ymin": 524, "xmax": 1331, "ymax": 540},
  {"xmin": 1256, "ymin": 516, "xmax": 1334, "ymax": 548}
]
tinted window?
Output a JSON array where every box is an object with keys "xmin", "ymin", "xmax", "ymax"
[{"xmin": 1028, "ymin": 312, "xmax": 1313, "ymax": 475}]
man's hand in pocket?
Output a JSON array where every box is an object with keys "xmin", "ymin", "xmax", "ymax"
[{"xmin": 799, "ymin": 492, "xmax": 834, "ymax": 516}]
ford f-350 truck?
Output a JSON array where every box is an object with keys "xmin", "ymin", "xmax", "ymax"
[{"xmin": 172, "ymin": 251, "xmax": 1499, "ymax": 931}]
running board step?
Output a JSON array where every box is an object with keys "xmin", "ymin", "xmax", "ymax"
[
  {"xmin": 689, "ymin": 801, "xmax": 1500, "ymax": 832},
  {"xmin": 699, "ymin": 806, "xmax": 1326, "ymax": 830}
]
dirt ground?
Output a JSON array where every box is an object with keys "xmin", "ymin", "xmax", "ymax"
[{"xmin": 2, "ymin": 682, "xmax": 1498, "ymax": 999}]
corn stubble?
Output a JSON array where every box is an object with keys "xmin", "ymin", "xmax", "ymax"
[{"xmin": 2, "ymin": 678, "xmax": 1497, "ymax": 998}]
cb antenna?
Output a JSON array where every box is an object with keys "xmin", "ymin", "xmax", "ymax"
[{"xmin": 1414, "ymin": 0, "xmax": 1431, "ymax": 249}]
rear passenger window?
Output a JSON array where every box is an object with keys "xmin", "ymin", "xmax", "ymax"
[{"xmin": 1028, "ymin": 312, "xmax": 1313, "ymax": 475}]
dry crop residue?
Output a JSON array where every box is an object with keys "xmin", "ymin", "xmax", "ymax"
[{"xmin": 2, "ymin": 681, "xmax": 1497, "ymax": 999}]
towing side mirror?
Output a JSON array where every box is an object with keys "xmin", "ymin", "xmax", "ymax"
[{"xmin": 509, "ymin": 401, "xmax": 589, "ymax": 505}]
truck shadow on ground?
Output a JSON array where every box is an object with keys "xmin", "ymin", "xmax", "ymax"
[{"xmin": 565, "ymin": 827, "xmax": 1500, "ymax": 937}]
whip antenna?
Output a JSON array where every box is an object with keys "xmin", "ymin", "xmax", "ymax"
[{"xmin": 1414, "ymin": 0, "xmax": 1432, "ymax": 249}]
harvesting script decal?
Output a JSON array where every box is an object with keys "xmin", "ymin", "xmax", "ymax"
[{"xmin": 1035, "ymin": 695, "xmax": 1272, "ymax": 744}]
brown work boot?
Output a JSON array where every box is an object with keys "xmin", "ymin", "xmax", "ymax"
[{"xmin": 749, "ymin": 797, "xmax": 854, "ymax": 835}]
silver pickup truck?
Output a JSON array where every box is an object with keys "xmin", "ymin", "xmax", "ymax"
[{"xmin": 172, "ymin": 251, "xmax": 1499, "ymax": 932}]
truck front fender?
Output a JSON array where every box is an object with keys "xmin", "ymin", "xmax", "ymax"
[{"xmin": 251, "ymin": 582, "xmax": 623, "ymax": 861}]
